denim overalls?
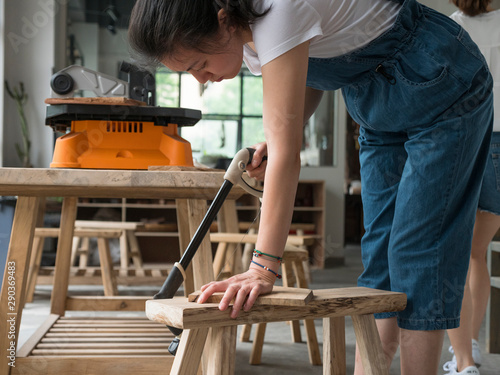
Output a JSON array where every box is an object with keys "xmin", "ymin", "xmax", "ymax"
[{"xmin": 306, "ymin": 0, "xmax": 494, "ymax": 330}]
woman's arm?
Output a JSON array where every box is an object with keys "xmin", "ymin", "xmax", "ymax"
[{"xmin": 197, "ymin": 40, "xmax": 311, "ymax": 318}]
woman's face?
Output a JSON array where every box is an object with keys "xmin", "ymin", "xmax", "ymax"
[{"xmin": 162, "ymin": 28, "xmax": 245, "ymax": 84}]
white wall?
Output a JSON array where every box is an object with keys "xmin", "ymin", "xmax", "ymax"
[{"xmin": 2, "ymin": 0, "xmax": 60, "ymax": 167}]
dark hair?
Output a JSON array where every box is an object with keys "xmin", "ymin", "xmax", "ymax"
[
  {"xmin": 128, "ymin": 0, "xmax": 269, "ymax": 70},
  {"xmin": 451, "ymin": 0, "xmax": 491, "ymax": 16}
]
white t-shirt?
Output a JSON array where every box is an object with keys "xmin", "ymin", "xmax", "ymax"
[
  {"xmin": 450, "ymin": 9, "xmax": 500, "ymax": 131},
  {"xmin": 243, "ymin": 0, "xmax": 402, "ymax": 75}
]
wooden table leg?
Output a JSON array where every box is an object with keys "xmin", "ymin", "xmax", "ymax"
[
  {"xmin": 352, "ymin": 314, "xmax": 388, "ymax": 375},
  {"xmin": 0, "ymin": 196, "xmax": 41, "ymax": 375},
  {"xmin": 323, "ymin": 316, "xmax": 346, "ymax": 375},
  {"xmin": 50, "ymin": 197, "xmax": 78, "ymax": 316},
  {"xmin": 176, "ymin": 199, "xmax": 195, "ymax": 296}
]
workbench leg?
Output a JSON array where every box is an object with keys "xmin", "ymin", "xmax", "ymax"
[
  {"xmin": 0, "ymin": 196, "xmax": 41, "ymax": 375},
  {"xmin": 25, "ymin": 235, "xmax": 44, "ymax": 303},
  {"xmin": 352, "ymin": 314, "xmax": 388, "ymax": 375},
  {"xmin": 323, "ymin": 317, "xmax": 346, "ymax": 375},
  {"xmin": 176, "ymin": 199, "xmax": 195, "ymax": 296},
  {"xmin": 50, "ymin": 197, "xmax": 78, "ymax": 316},
  {"xmin": 170, "ymin": 328, "xmax": 209, "ymax": 375},
  {"xmin": 206, "ymin": 326, "xmax": 237, "ymax": 375}
]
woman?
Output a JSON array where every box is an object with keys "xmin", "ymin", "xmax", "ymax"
[
  {"xmin": 129, "ymin": 1, "xmax": 493, "ymax": 374},
  {"xmin": 443, "ymin": 1, "xmax": 500, "ymax": 374}
]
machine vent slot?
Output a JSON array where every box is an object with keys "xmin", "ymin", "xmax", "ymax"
[{"xmin": 106, "ymin": 121, "xmax": 143, "ymax": 133}]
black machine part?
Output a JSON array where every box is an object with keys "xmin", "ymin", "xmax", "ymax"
[{"xmin": 154, "ymin": 148, "xmax": 264, "ymax": 355}]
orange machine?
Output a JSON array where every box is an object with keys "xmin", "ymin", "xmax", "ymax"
[{"xmin": 45, "ymin": 102, "xmax": 201, "ymax": 170}]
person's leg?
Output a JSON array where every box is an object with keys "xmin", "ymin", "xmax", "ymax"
[
  {"xmin": 400, "ymin": 329, "xmax": 445, "ymax": 375},
  {"xmin": 470, "ymin": 210, "xmax": 500, "ymax": 339},
  {"xmin": 447, "ymin": 270, "xmax": 475, "ymax": 371},
  {"xmin": 354, "ymin": 317, "xmax": 399, "ymax": 375}
]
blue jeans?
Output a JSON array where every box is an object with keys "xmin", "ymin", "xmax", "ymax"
[{"xmin": 306, "ymin": 0, "xmax": 493, "ymax": 330}]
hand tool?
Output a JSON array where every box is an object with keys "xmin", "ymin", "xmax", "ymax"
[{"xmin": 153, "ymin": 147, "xmax": 265, "ymax": 354}]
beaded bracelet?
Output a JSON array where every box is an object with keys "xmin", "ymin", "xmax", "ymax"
[
  {"xmin": 250, "ymin": 260, "xmax": 282, "ymax": 279},
  {"xmin": 253, "ymin": 249, "xmax": 282, "ymax": 263}
]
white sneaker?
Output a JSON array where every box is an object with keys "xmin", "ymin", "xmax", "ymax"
[
  {"xmin": 443, "ymin": 365, "xmax": 480, "ymax": 375},
  {"xmin": 447, "ymin": 339, "xmax": 482, "ymax": 368}
]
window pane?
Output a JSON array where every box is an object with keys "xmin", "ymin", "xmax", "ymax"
[
  {"xmin": 242, "ymin": 118, "xmax": 265, "ymax": 148},
  {"xmin": 180, "ymin": 75, "xmax": 241, "ymax": 115},
  {"xmin": 181, "ymin": 120, "xmax": 239, "ymax": 166},
  {"xmin": 242, "ymin": 75, "xmax": 263, "ymax": 116},
  {"xmin": 156, "ymin": 72, "xmax": 180, "ymax": 107}
]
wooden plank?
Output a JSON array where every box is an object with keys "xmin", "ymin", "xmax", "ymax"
[
  {"xmin": 12, "ymin": 356, "xmax": 174, "ymax": 375},
  {"xmin": 41, "ymin": 337, "xmax": 172, "ymax": 343},
  {"xmin": 0, "ymin": 196, "xmax": 41, "ymax": 375},
  {"xmin": 35, "ymin": 227, "xmax": 122, "ymax": 238},
  {"xmin": 65, "ymin": 296, "xmax": 148, "ymax": 311},
  {"xmin": 49, "ymin": 328, "xmax": 171, "ymax": 333},
  {"xmin": 31, "ymin": 348, "xmax": 170, "ymax": 355},
  {"xmin": 210, "ymin": 232, "xmax": 315, "ymax": 246},
  {"xmin": 146, "ymin": 288, "xmax": 407, "ymax": 329},
  {"xmin": 188, "ymin": 286, "xmax": 313, "ymax": 306},
  {"xmin": 351, "ymin": 314, "xmax": 388, "ymax": 375},
  {"xmin": 45, "ymin": 97, "xmax": 147, "ymax": 106},
  {"xmin": 50, "ymin": 197, "xmax": 78, "ymax": 316},
  {"xmin": 0, "ymin": 168, "xmax": 245, "ymax": 200},
  {"xmin": 36, "ymin": 341, "xmax": 170, "ymax": 354},
  {"xmin": 17, "ymin": 314, "xmax": 60, "ymax": 357},
  {"xmin": 45, "ymin": 332, "xmax": 172, "ymax": 338},
  {"xmin": 74, "ymin": 220, "xmax": 144, "ymax": 230},
  {"xmin": 323, "ymin": 316, "xmax": 345, "ymax": 374}
]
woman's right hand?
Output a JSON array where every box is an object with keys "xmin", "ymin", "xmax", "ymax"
[{"xmin": 246, "ymin": 142, "xmax": 268, "ymax": 181}]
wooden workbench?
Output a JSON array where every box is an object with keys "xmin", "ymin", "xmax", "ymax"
[{"xmin": 0, "ymin": 168, "xmax": 244, "ymax": 375}]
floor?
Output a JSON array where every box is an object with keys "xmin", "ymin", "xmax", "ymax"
[{"xmin": 18, "ymin": 245, "xmax": 500, "ymax": 375}]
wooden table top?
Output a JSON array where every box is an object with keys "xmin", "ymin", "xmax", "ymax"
[{"xmin": 0, "ymin": 168, "xmax": 245, "ymax": 199}]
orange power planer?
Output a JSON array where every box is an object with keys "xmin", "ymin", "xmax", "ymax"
[{"xmin": 46, "ymin": 64, "xmax": 201, "ymax": 170}]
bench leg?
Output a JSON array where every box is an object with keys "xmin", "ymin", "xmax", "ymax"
[
  {"xmin": 249, "ymin": 323, "xmax": 267, "ymax": 365},
  {"xmin": 352, "ymin": 314, "xmax": 388, "ymax": 375},
  {"xmin": 206, "ymin": 326, "xmax": 237, "ymax": 375},
  {"xmin": 323, "ymin": 317, "xmax": 346, "ymax": 375},
  {"xmin": 170, "ymin": 328, "xmax": 209, "ymax": 375},
  {"xmin": 97, "ymin": 238, "xmax": 118, "ymax": 296}
]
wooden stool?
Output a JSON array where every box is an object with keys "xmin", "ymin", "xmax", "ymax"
[
  {"xmin": 242, "ymin": 245, "xmax": 321, "ymax": 365},
  {"xmin": 25, "ymin": 227, "xmax": 122, "ymax": 302},
  {"xmin": 73, "ymin": 220, "xmax": 145, "ymax": 273},
  {"xmin": 146, "ymin": 287, "xmax": 407, "ymax": 375},
  {"xmin": 210, "ymin": 229, "xmax": 320, "ymax": 365}
]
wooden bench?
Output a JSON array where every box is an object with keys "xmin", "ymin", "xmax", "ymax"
[{"xmin": 146, "ymin": 287, "xmax": 407, "ymax": 375}]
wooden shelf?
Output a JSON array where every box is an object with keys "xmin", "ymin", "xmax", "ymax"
[{"xmin": 75, "ymin": 180, "xmax": 326, "ymax": 267}]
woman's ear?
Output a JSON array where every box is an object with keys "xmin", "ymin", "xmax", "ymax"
[{"xmin": 217, "ymin": 9, "xmax": 227, "ymax": 26}]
